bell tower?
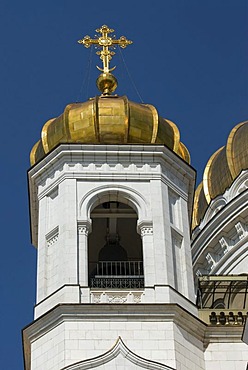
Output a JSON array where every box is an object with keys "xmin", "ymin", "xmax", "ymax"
[{"xmin": 23, "ymin": 26, "xmax": 206, "ymax": 370}]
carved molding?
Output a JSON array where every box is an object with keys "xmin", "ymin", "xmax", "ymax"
[
  {"xmin": 235, "ymin": 221, "xmax": 245, "ymax": 240},
  {"xmin": 205, "ymin": 253, "xmax": 216, "ymax": 270},
  {"xmin": 218, "ymin": 236, "xmax": 230, "ymax": 255},
  {"xmin": 171, "ymin": 228, "xmax": 183, "ymax": 247},
  {"xmin": 90, "ymin": 290, "xmax": 144, "ymax": 304},
  {"xmin": 57, "ymin": 162, "xmax": 160, "ymax": 175},
  {"xmin": 78, "ymin": 221, "xmax": 91, "ymax": 236},
  {"xmin": 78, "ymin": 226, "xmax": 89, "ymax": 236},
  {"xmin": 79, "ymin": 185, "xmax": 149, "ymax": 226},
  {"xmin": 194, "ymin": 216, "xmax": 248, "ymax": 276},
  {"xmin": 140, "ymin": 226, "xmax": 153, "ymax": 236},
  {"xmin": 138, "ymin": 219, "xmax": 153, "ymax": 237},
  {"xmin": 46, "ymin": 226, "xmax": 59, "ymax": 247}
]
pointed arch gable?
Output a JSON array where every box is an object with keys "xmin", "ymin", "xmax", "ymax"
[{"xmin": 62, "ymin": 337, "xmax": 175, "ymax": 370}]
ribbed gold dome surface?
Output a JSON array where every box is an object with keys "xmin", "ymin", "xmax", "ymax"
[
  {"xmin": 192, "ymin": 119, "xmax": 248, "ymax": 230},
  {"xmin": 30, "ymin": 95, "xmax": 190, "ymax": 165}
]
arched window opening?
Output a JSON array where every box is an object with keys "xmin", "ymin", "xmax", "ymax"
[{"xmin": 88, "ymin": 201, "xmax": 144, "ymax": 289}]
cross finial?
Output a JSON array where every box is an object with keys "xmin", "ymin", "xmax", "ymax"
[
  {"xmin": 78, "ymin": 25, "xmax": 132, "ymax": 95},
  {"xmin": 78, "ymin": 25, "xmax": 132, "ymax": 74}
]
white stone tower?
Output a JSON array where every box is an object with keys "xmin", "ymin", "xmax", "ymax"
[{"xmin": 23, "ymin": 25, "xmax": 207, "ymax": 370}]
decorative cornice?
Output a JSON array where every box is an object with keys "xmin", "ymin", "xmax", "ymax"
[
  {"xmin": 192, "ymin": 189, "xmax": 248, "ymax": 263},
  {"xmin": 29, "ymin": 144, "xmax": 194, "ymax": 178},
  {"xmin": 29, "ymin": 145, "xmax": 195, "ymax": 202},
  {"xmin": 193, "ymin": 218, "xmax": 248, "ymax": 276},
  {"xmin": 204, "ymin": 325, "xmax": 245, "ymax": 348},
  {"xmin": 23, "ymin": 303, "xmax": 206, "ymax": 346},
  {"xmin": 46, "ymin": 226, "xmax": 59, "ymax": 247}
]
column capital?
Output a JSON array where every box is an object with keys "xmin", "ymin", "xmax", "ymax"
[
  {"xmin": 137, "ymin": 220, "xmax": 153, "ymax": 237},
  {"xmin": 78, "ymin": 220, "xmax": 91, "ymax": 235}
]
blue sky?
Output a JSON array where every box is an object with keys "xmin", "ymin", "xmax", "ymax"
[{"xmin": 0, "ymin": 1, "xmax": 247, "ymax": 369}]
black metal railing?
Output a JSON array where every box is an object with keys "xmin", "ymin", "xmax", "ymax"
[
  {"xmin": 197, "ymin": 275, "xmax": 248, "ymax": 310},
  {"xmin": 90, "ymin": 261, "xmax": 144, "ymax": 289}
]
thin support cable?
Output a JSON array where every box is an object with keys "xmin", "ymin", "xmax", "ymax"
[
  {"xmin": 118, "ymin": 46, "xmax": 144, "ymax": 103},
  {"xmin": 85, "ymin": 46, "xmax": 93, "ymax": 99},
  {"xmin": 117, "ymin": 46, "xmax": 125, "ymax": 81},
  {"xmin": 76, "ymin": 46, "xmax": 93, "ymax": 102}
]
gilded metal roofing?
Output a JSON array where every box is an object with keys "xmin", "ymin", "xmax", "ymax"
[
  {"xmin": 192, "ymin": 120, "xmax": 248, "ymax": 230},
  {"xmin": 30, "ymin": 95, "xmax": 190, "ymax": 165}
]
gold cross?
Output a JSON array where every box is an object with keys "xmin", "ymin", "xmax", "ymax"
[{"xmin": 78, "ymin": 25, "xmax": 132, "ymax": 73}]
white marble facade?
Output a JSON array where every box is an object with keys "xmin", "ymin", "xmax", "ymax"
[
  {"xmin": 192, "ymin": 170, "xmax": 248, "ymax": 281},
  {"xmin": 28, "ymin": 144, "xmax": 196, "ymax": 318},
  {"xmin": 24, "ymin": 144, "xmax": 248, "ymax": 370},
  {"xmin": 25, "ymin": 143, "xmax": 201, "ymax": 370},
  {"xmin": 23, "ymin": 305, "xmax": 206, "ymax": 370}
]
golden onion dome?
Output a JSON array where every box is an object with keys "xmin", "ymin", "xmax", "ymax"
[
  {"xmin": 31, "ymin": 26, "xmax": 190, "ymax": 166},
  {"xmin": 192, "ymin": 119, "xmax": 248, "ymax": 230},
  {"xmin": 30, "ymin": 95, "xmax": 190, "ymax": 166}
]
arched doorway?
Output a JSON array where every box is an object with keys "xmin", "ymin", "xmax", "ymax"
[{"xmin": 88, "ymin": 201, "xmax": 144, "ymax": 289}]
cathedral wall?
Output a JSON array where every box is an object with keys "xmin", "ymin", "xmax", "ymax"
[
  {"xmin": 30, "ymin": 323, "xmax": 65, "ymax": 370},
  {"xmin": 32, "ymin": 145, "xmax": 196, "ymax": 318},
  {"xmin": 204, "ymin": 342, "xmax": 248, "ymax": 370},
  {"xmin": 228, "ymin": 252, "xmax": 248, "ymax": 275},
  {"xmin": 30, "ymin": 317, "xmax": 206, "ymax": 370},
  {"xmin": 192, "ymin": 179, "xmax": 248, "ymax": 278},
  {"xmin": 173, "ymin": 322, "xmax": 205, "ymax": 369},
  {"xmin": 36, "ymin": 178, "xmax": 78, "ymax": 302}
]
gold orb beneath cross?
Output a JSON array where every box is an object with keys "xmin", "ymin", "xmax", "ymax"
[{"xmin": 96, "ymin": 73, "xmax": 118, "ymax": 95}]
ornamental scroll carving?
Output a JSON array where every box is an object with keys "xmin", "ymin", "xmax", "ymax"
[{"xmin": 90, "ymin": 291, "xmax": 143, "ymax": 304}]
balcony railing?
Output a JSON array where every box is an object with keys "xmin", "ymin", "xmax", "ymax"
[
  {"xmin": 90, "ymin": 261, "xmax": 144, "ymax": 289},
  {"xmin": 197, "ymin": 275, "xmax": 248, "ymax": 310}
]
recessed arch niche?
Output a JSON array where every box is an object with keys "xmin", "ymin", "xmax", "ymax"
[{"xmin": 88, "ymin": 200, "xmax": 143, "ymax": 289}]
